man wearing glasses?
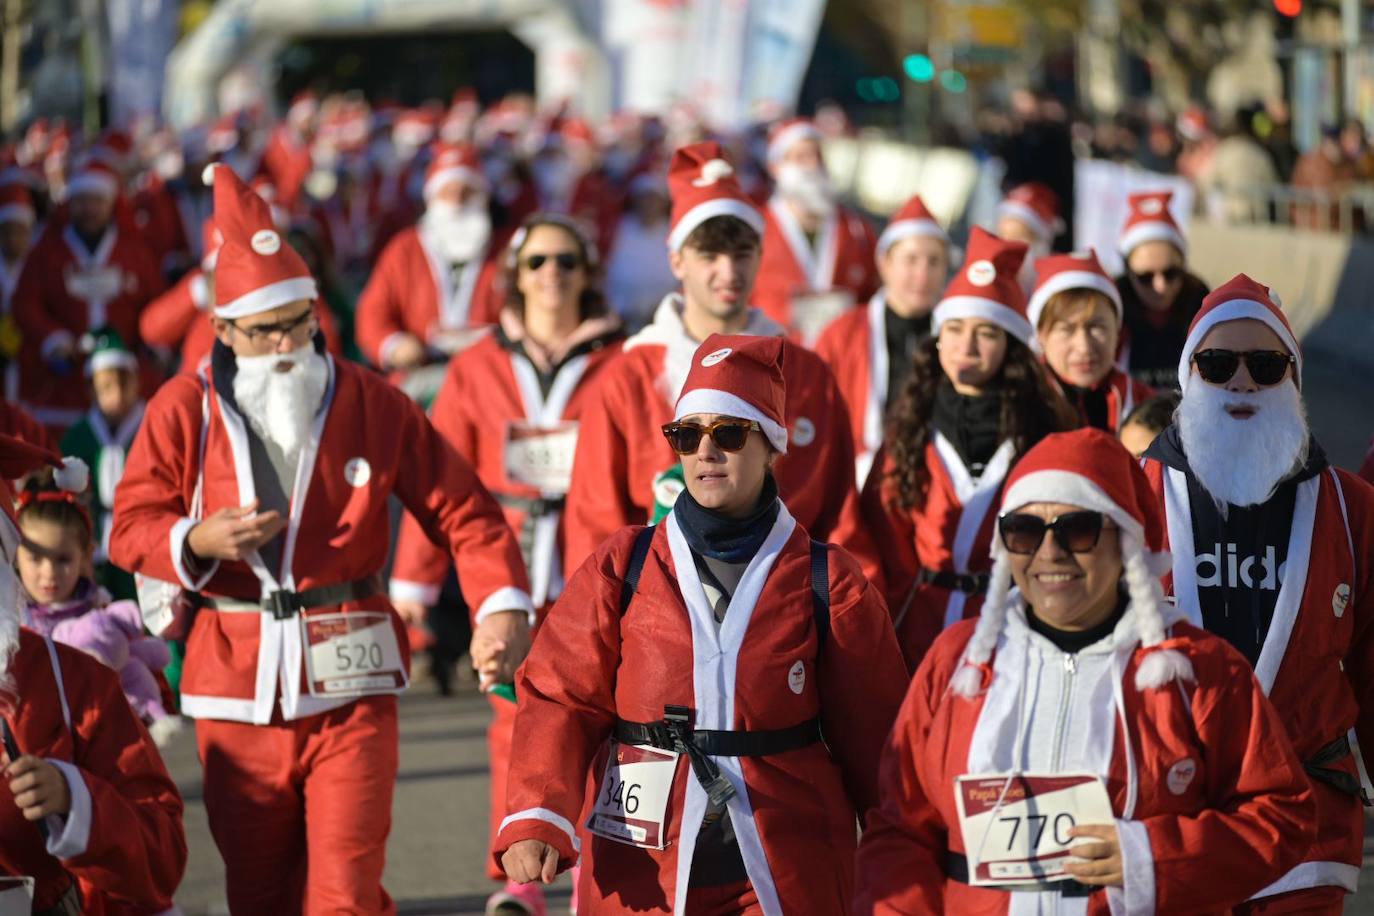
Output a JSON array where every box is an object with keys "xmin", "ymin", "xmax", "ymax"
[
  {"xmin": 1142, "ymin": 274, "xmax": 1374, "ymax": 915},
  {"xmin": 110, "ymin": 165, "xmax": 533, "ymax": 915}
]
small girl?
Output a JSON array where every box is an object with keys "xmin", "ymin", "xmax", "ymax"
[{"xmin": 14, "ymin": 460, "xmax": 182, "ymax": 746}]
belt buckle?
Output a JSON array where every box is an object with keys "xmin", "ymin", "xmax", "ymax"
[{"xmin": 266, "ymin": 589, "xmax": 300, "ymax": 620}]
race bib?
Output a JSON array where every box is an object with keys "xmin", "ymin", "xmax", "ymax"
[
  {"xmin": 503, "ymin": 421, "xmax": 579, "ymax": 494},
  {"xmin": 0, "ymin": 877, "xmax": 34, "ymax": 916},
  {"xmin": 302, "ymin": 611, "xmax": 407, "ymax": 697},
  {"xmin": 790, "ymin": 290, "xmax": 855, "ymax": 347},
  {"xmin": 586, "ymin": 742, "xmax": 680, "ymax": 849},
  {"xmin": 955, "ymin": 772, "xmax": 1114, "ymax": 886}
]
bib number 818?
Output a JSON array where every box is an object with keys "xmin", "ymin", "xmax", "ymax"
[
  {"xmin": 334, "ymin": 642, "xmax": 384, "ymax": 672},
  {"xmin": 602, "ymin": 778, "xmax": 642, "ymax": 815}
]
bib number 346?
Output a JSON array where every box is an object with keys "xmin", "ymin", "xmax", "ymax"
[{"xmin": 586, "ymin": 742, "xmax": 680, "ymax": 850}]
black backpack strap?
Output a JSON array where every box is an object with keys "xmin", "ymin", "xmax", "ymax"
[
  {"xmin": 810, "ymin": 539, "xmax": 830, "ymax": 652},
  {"xmin": 619, "ymin": 525, "xmax": 657, "ymax": 616}
]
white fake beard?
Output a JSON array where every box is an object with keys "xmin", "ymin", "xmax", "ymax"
[
  {"xmin": 232, "ymin": 349, "xmax": 329, "ymax": 467},
  {"xmin": 775, "ymin": 163, "xmax": 837, "ymax": 217},
  {"xmin": 423, "ymin": 201, "xmax": 491, "ymax": 263},
  {"xmin": 1177, "ymin": 378, "xmax": 1310, "ymax": 510}
]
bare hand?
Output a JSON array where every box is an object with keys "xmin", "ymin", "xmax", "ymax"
[
  {"xmin": 386, "ymin": 334, "xmax": 426, "ymax": 370},
  {"xmin": 3, "ymin": 753, "xmax": 72, "ymax": 820},
  {"xmin": 392, "ymin": 599, "xmax": 428, "ymax": 627},
  {"xmin": 501, "ymin": 839, "xmax": 559, "ymax": 884},
  {"xmin": 1063, "ymin": 823, "xmax": 1124, "ymax": 887},
  {"xmin": 186, "ymin": 500, "xmax": 286, "ymax": 562},
  {"xmin": 470, "ymin": 610, "xmax": 531, "ymax": 692}
]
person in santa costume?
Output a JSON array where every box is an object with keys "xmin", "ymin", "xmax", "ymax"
[
  {"xmin": 496, "ymin": 333, "xmax": 907, "ymax": 914},
  {"xmin": 388, "ymin": 213, "xmax": 624, "ymax": 916},
  {"xmin": 853, "ymin": 427, "xmax": 1316, "ymax": 914},
  {"xmin": 837, "ymin": 227, "xmax": 1074, "ymax": 670},
  {"xmin": 0, "ymin": 433, "xmax": 187, "ymax": 915},
  {"xmin": 1029, "ymin": 249, "xmax": 1154, "ymax": 433},
  {"xmin": 815, "ymin": 193, "xmax": 951, "ymax": 487},
  {"xmin": 262, "ymin": 91, "xmax": 318, "ymax": 211},
  {"xmin": 355, "ymin": 142, "xmax": 504, "ymax": 402},
  {"xmin": 0, "ymin": 184, "xmax": 36, "ymax": 403},
  {"xmin": 994, "ymin": 182, "xmax": 1063, "ymax": 293},
  {"xmin": 1140, "ymin": 275, "xmax": 1374, "ymax": 913},
  {"xmin": 108, "ymin": 164, "xmax": 534, "ymax": 916},
  {"xmin": 11, "ymin": 158, "xmax": 164, "ymax": 432},
  {"xmin": 1114, "ymin": 191, "xmax": 1210, "ymax": 389},
  {"xmin": 562, "ymin": 141, "xmax": 858, "ymax": 573},
  {"xmin": 751, "ymin": 118, "xmax": 878, "ymax": 341}
]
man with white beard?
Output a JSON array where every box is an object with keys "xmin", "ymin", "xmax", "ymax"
[
  {"xmin": 111, "ymin": 165, "xmax": 534, "ymax": 915},
  {"xmin": 1141, "ymin": 274, "xmax": 1374, "ymax": 915},
  {"xmin": 0, "ymin": 433, "xmax": 186, "ymax": 913},
  {"xmin": 355, "ymin": 142, "xmax": 504, "ymax": 400},
  {"xmin": 752, "ymin": 118, "xmax": 878, "ymax": 341}
]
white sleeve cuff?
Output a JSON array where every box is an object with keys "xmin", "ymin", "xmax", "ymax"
[
  {"xmin": 377, "ymin": 331, "xmax": 411, "ymax": 369},
  {"xmin": 170, "ymin": 517, "xmax": 219, "ymax": 591},
  {"xmin": 41, "ymin": 330, "xmax": 75, "ymax": 361},
  {"xmin": 1107, "ymin": 818, "xmax": 1155, "ymax": 916},
  {"xmin": 499, "ymin": 806, "xmax": 582, "ymax": 853},
  {"xmin": 475, "ymin": 586, "xmax": 536, "ymax": 627},
  {"xmin": 389, "ymin": 578, "xmax": 442, "ymax": 607},
  {"xmin": 44, "ymin": 759, "xmax": 92, "ymax": 859}
]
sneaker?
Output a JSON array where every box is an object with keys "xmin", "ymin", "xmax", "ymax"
[{"xmin": 485, "ymin": 881, "xmax": 547, "ymax": 916}]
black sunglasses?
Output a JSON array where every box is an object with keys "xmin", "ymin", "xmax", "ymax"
[
  {"xmin": 998, "ymin": 510, "xmax": 1110, "ymax": 555},
  {"xmin": 661, "ymin": 420, "xmax": 760, "ymax": 455},
  {"xmin": 1192, "ymin": 349, "xmax": 1294, "ymax": 387},
  {"xmin": 523, "ymin": 252, "xmax": 582, "ymax": 272},
  {"xmin": 1131, "ymin": 266, "xmax": 1183, "ymax": 286}
]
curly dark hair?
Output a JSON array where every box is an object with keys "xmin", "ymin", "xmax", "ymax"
[
  {"xmin": 502, "ymin": 213, "xmax": 609, "ymax": 321},
  {"xmin": 886, "ymin": 334, "xmax": 1076, "ymax": 509},
  {"xmin": 17, "ymin": 469, "xmax": 93, "ymax": 544}
]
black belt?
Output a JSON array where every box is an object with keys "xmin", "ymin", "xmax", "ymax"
[
  {"xmin": 197, "ymin": 574, "xmax": 383, "ymax": 621},
  {"xmin": 495, "ymin": 492, "xmax": 566, "ymax": 517},
  {"xmin": 917, "ymin": 567, "xmax": 990, "ymax": 595},
  {"xmin": 945, "ymin": 853, "xmax": 1096, "ymax": 897},
  {"xmin": 614, "ymin": 706, "xmax": 822, "ymax": 809},
  {"xmin": 1305, "ymin": 734, "xmax": 1371, "ymax": 804}
]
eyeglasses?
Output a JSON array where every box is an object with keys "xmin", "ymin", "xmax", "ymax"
[
  {"xmin": 661, "ymin": 419, "xmax": 760, "ymax": 455},
  {"xmin": 523, "ymin": 252, "xmax": 581, "ymax": 272},
  {"xmin": 1131, "ymin": 266, "xmax": 1183, "ymax": 286},
  {"xmin": 1192, "ymin": 349, "xmax": 1294, "ymax": 386},
  {"xmin": 228, "ymin": 308, "xmax": 316, "ymax": 346},
  {"xmin": 998, "ymin": 510, "xmax": 1111, "ymax": 555}
]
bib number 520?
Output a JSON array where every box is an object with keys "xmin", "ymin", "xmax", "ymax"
[{"xmin": 334, "ymin": 641, "xmax": 385, "ymax": 672}]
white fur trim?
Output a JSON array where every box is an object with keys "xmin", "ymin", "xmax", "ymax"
[
  {"xmin": 1251, "ymin": 860, "xmax": 1359, "ymax": 897},
  {"xmin": 0, "ymin": 202, "xmax": 34, "ymax": 225},
  {"xmin": 767, "ymin": 122, "xmax": 822, "ymax": 162},
  {"xmin": 423, "ymin": 166, "xmax": 486, "ymax": 201},
  {"xmin": 933, "ymin": 295, "xmax": 1032, "ymax": 344},
  {"xmin": 997, "ymin": 199, "xmax": 1059, "ymax": 240},
  {"xmin": 1177, "ymin": 299, "xmax": 1302, "ymax": 391},
  {"xmin": 1109, "ymin": 818, "xmax": 1157, "ymax": 915},
  {"xmin": 214, "ymin": 276, "xmax": 319, "ymax": 319},
  {"xmin": 473, "ymin": 586, "xmax": 536, "ymax": 627},
  {"xmin": 87, "ymin": 350, "xmax": 139, "ymax": 375},
  {"xmin": 1027, "ymin": 269, "xmax": 1123, "ymax": 331},
  {"xmin": 54, "ymin": 457, "xmax": 88, "ymax": 493},
  {"xmin": 65, "ymin": 171, "xmax": 118, "ymax": 200},
  {"xmin": 1134, "ymin": 647, "xmax": 1194, "ymax": 689},
  {"xmin": 876, "ymin": 218, "xmax": 947, "ymax": 257},
  {"xmin": 668, "ymin": 198, "xmax": 765, "ymax": 251},
  {"xmin": 44, "ymin": 759, "xmax": 92, "ymax": 859},
  {"xmin": 499, "ymin": 807, "xmax": 582, "ymax": 853},
  {"xmin": 1119, "ymin": 221, "xmax": 1187, "ymax": 258},
  {"xmin": 169, "ymin": 516, "xmax": 219, "ymax": 591},
  {"xmin": 674, "ymin": 388, "xmax": 789, "ymax": 454},
  {"xmin": 388, "ymin": 578, "xmax": 441, "ymax": 607}
]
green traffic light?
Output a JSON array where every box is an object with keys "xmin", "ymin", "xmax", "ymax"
[{"xmin": 904, "ymin": 54, "xmax": 935, "ymax": 83}]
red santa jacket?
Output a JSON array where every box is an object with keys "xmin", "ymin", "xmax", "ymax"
[
  {"xmin": 108, "ymin": 352, "xmax": 532, "ymax": 724},
  {"xmin": 1048, "ymin": 366, "xmax": 1154, "ymax": 434},
  {"xmin": 130, "ymin": 175, "xmax": 191, "ymax": 276},
  {"xmin": 814, "ymin": 292, "xmax": 896, "ymax": 487},
  {"xmin": 854, "ymin": 614, "xmax": 1314, "ymax": 914},
  {"xmin": 355, "ymin": 224, "xmax": 503, "ymax": 368},
  {"xmin": 753, "ymin": 198, "xmax": 878, "ymax": 339},
  {"xmin": 390, "ymin": 322, "xmax": 624, "ymax": 608},
  {"xmin": 562, "ymin": 295, "xmax": 857, "ymax": 572},
  {"xmin": 836, "ymin": 437, "xmax": 1015, "ymax": 671},
  {"xmin": 11, "ymin": 225, "xmax": 163, "ymax": 427},
  {"xmin": 1144, "ymin": 455, "xmax": 1374, "ymax": 897},
  {"xmin": 1, "ymin": 629, "xmax": 185, "ymax": 914},
  {"xmin": 494, "ymin": 509, "xmax": 908, "ymax": 914}
]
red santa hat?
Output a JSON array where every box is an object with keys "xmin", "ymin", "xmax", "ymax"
[
  {"xmin": 1177, "ymin": 274, "xmax": 1300, "ymax": 391},
  {"xmin": 204, "ymin": 163, "xmax": 318, "ymax": 320},
  {"xmin": 673, "ymin": 334, "xmax": 789, "ymax": 454},
  {"xmin": 997, "ymin": 183, "xmax": 1063, "ymax": 242},
  {"xmin": 667, "ymin": 142, "xmax": 765, "ymax": 252},
  {"xmin": 1119, "ymin": 191, "xmax": 1187, "ymax": 258},
  {"xmin": 876, "ymin": 194, "xmax": 948, "ymax": 258},
  {"xmin": 766, "ymin": 117, "xmax": 822, "ymax": 164},
  {"xmin": 1027, "ymin": 249, "xmax": 1123, "ymax": 332},
  {"xmin": 90, "ymin": 129, "xmax": 134, "ymax": 172},
  {"xmin": 932, "ymin": 227, "xmax": 1032, "ymax": 344},
  {"xmin": 0, "ymin": 185, "xmax": 34, "ymax": 226},
  {"xmin": 951, "ymin": 428, "xmax": 1190, "ymax": 699},
  {"xmin": 423, "ymin": 143, "xmax": 486, "ymax": 202},
  {"xmin": 65, "ymin": 159, "xmax": 119, "ymax": 200}
]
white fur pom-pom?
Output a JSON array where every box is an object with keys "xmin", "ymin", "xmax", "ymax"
[
  {"xmin": 54, "ymin": 457, "xmax": 89, "ymax": 493},
  {"xmin": 202, "ymin": 162, "xmax": 217, "ymax": 187},
  {"xmin": 949, "ymin": 663, "xmax": 988, "ymax": 699},
  {"xmin": 1134, "ymin": 647, "xmax": 1194, "ymax": 691}
]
